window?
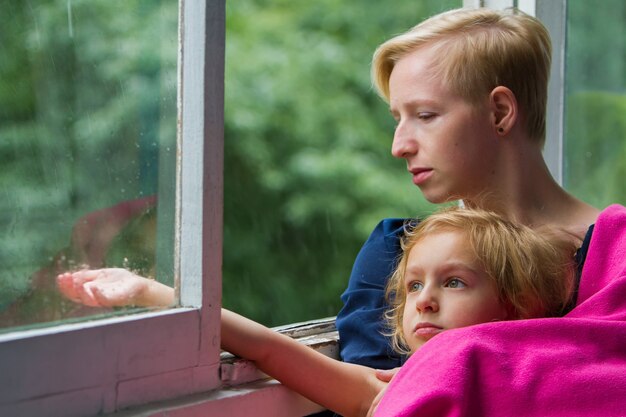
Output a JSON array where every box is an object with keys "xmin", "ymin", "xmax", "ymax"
[
  {"xmin": 0, "ymin": 0, "xmax": 177, "ymax": 333},
  {"xmin": 2, "ymin": 1, "xmax": 606, "ymax": 416},
  {"xmin": 0, "ymin": 1, "xmax": 224, "ymax": 415}
]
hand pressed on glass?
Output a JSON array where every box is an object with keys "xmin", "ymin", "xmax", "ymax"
[{"xmin": 56, "ymin": 268, "xmax": 174, "ymax": 308}]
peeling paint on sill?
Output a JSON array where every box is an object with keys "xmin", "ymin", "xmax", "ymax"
[{"xmin": 220, "ymin": 317, "xmax": 339, "ymax": 386}]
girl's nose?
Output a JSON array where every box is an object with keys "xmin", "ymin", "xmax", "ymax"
[
  {"xmin": 415, "ymin": 288, "xmax": 439, "ymax": 313},
  {"xmin": 391, "ymin": 122, "xmax": 418, "ymax": 159}
]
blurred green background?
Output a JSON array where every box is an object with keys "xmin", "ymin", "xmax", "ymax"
[
  {"xmin": 1, "ymin": 0, "xmax": 624, "ymax": 329},
  {"xmin": 221, "ymin": 0, "xmax": 458, "ymax": 325},
  {"xmin": 0, "ymin": 0, "xmax": 177, "ymax": 328},
  {"xmin": 564, "ymin": 2, "xmax": 626, "ymax": 207}
]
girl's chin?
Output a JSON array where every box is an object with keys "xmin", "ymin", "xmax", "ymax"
[{"xmin": 408, "ymin": 341, "xmax": 425, "ymax": 353}]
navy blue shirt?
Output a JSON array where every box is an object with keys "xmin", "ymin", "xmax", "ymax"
[
  {"xmin": 336, "ymin": 218, "xmax": 595, "ymax": 370},
  {"xmin": 336, "ymin": 218, "xmax": 407, "ymax": 369}
]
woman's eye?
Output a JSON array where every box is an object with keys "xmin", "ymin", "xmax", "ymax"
[
  {"xmin": 408, "ymin": 281, "xmax": 423, "ymax": 292},
  {"xmin": 418, "ymin": 112, "xmax": 435, "ymax": 120},
  {"xmin": 446, "ymin": 278, "xmax": 466, "ymax": 288}
]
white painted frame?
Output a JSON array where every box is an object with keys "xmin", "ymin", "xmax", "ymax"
[
  {"xmin": 0, "ymin": 1, "xmax": 225, "ymax": 416},
  {"xmin": 536, "ymin": 0, "xmax": 567, "ymax": 185}
]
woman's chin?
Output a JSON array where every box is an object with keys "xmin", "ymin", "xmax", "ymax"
[{"xmin": 420, "ymin": 190, "xmax": 460, "ymax": 205}]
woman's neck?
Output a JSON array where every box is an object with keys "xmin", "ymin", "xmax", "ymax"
[{"xmin": 462, "ymin": 141, "xmax": 600, "ymax": 240}]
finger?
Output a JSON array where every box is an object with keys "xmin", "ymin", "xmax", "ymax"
[
  {"xmin": 71, "ymin": 269, "xmax": 108, "ymax": 296},
  {"xmin": 56, "ymin": 273, "xmax": 82, "ymax": 302},
  {"xmin": 70, "ymin": 269, "xmax": 102, "ymax": 285},
  {"xmin": 76, "ymin": 280, "xmax": 102, "ymax": 307},
  {"xmin": 90, "ymin": 283, "xmax": 130, "ymax": 308},
  {"xmin": 375, "ymin": 367, "xmax": 400, "ymax": 382}
]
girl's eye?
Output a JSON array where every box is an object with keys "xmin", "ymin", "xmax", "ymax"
[
  {"xmin": 408, "ymin": 281, "xmax": 423, "ymax": 292},
  {"xmin": 418, "ymin": 112, "xmax": 435, "ymax": 120},
  {"xmin": 446, "ymin": 278, "xmax": 466, "ymax": 289}
]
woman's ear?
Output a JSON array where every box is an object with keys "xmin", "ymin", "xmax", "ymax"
[{"xmin": 489, "ymin": 86, "xmax": 518, "ymax": 136}]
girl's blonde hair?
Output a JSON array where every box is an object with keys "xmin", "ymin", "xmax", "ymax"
[
  {"xmin": 385, "ymin": 207, "xmax": 576, "ymax": 355},
  {"xmin": 372, "ymin": 7, "xmax": 551, "ymax": 144}
]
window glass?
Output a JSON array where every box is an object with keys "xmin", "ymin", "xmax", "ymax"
[
  {"xmin": 564, "ymin": 0, "xmax": 626, "ymax": 208},
  {"xmin": 223, "ymin": 0, "xmax": 460, "ymax": 326},
  {"xmin": 0, "ymin": 0, "xmax": 177, "ymax": 331}
]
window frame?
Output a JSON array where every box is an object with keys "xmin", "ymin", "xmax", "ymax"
[
  {"xmin": 0, "ymin": 1, "xmax": 570, "ymax": 416},
  {"xmin": 0, "ymin": 1, "xmax": 225, "ymax": 415}
]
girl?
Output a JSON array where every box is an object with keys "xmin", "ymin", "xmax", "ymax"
[{"xmin": 220, "ymin": 207, "xmax": 575, "ymax": 417}]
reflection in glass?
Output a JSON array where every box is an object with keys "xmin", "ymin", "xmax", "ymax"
[
  {"xmin": 564, "ymin": 0, "xmax": 626, "ymax": 208},
  {"xmin": 0, "ymin": 0, "xmax": 177, "ymax": 331}
]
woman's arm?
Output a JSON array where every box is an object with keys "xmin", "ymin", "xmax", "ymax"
[{"xmin": 221, "ymin": 309, "xmax": 385, "ymax": 417}]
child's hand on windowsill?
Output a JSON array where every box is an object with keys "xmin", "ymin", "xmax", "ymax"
[{"xmin": 56, "ymin": 268, "xmax": 174, "ymax": 308}]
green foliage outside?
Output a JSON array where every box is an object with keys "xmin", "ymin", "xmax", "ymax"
[
  {"xmin": 0, "ymin": 0, "xmax": 177, "ymax": 328},
  {"xmin": 566, "ymin": 92, "xmax": 626, "ymax": 209},
  {"xmin": 564, "ymin": 0, "xmax": 626, "ymax": 209},
  {"xmin": 222, "ymin": 0, "xmax": 457, "ymax": 325},
  {"xmin": 0, "ymin": 0, "xmax": 453, "ymax": 329},
  {"xmin": 1, "ymin": 0, "xmax": 624, "ymax": 330}
]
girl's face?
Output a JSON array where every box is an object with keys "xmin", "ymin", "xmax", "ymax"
[
  {"xmin": 388, "ymin": 44, "xmax": 501, "ymax": 204},
  {"xmin": 401, "ymin": 230, "xmax": 509, "ymax": 353}
]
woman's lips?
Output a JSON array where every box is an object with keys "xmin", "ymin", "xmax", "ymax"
[{"xmin": 410, "ymin": 168, "xmax": 433, "ymax": 185}]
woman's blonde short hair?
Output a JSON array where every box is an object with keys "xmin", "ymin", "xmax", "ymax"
[
  {"xmin": 385, "ymin": 207, "xmax": 576, "ymax": 355},
  {"xmin": 372, "ymin": 7, "xmax": 551, "ymax": 144}
]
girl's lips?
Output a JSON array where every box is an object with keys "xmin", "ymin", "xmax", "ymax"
[
  {"xmin": 411, "ymin": 168, "xmax": 433, "ymax": 185},
  {"xmin": 414, "ymin": 323, "xmax": 443, "ymax": 339}
]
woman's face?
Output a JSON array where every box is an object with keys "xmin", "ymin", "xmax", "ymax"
[{"xmin": 388, "ymin": 45, "xmax": 501, "ymax": 204}]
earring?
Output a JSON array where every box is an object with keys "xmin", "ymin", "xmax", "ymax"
[{"xmin": 497, "ymin": 127, "xmax": 504, "ymax": 134}]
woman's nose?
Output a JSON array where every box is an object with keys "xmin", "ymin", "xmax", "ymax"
[{"xmin": 391, "ymin": 122, "xmax": 418, "ymax": 159}]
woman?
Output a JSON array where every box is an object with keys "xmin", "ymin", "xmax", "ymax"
[{"xmin": 336, "ymin": 6, "xmax": 599, "ymax": 371}]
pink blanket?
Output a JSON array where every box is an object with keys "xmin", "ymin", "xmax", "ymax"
[{"xmin": 376, "ymin": 204, "xmax": 626, "ymax": 417}]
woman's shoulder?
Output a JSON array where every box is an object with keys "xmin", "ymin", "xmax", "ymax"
[
  {"xmin": 373, "ymin": 217, "xmax": 412, "ymax": 233},
  {"xmin": 367, "ymin": 217, "xmax": 416, "ymax": 244},
  {"xmin": 343, "ymin": 218, "xmax": 416, "ymax": 290},
  {"xmin": 356, "ymin": 218, "xmax": 417, "ymax": 259}
]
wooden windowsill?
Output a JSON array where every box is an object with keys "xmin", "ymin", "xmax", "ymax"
[
  {"xmin": 220, "ymin": 316, "xmax": 339, "ymax": 385},
  {"xmin": 110, "ymin": 317, "xmax": 339, "ymax": 417}
]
